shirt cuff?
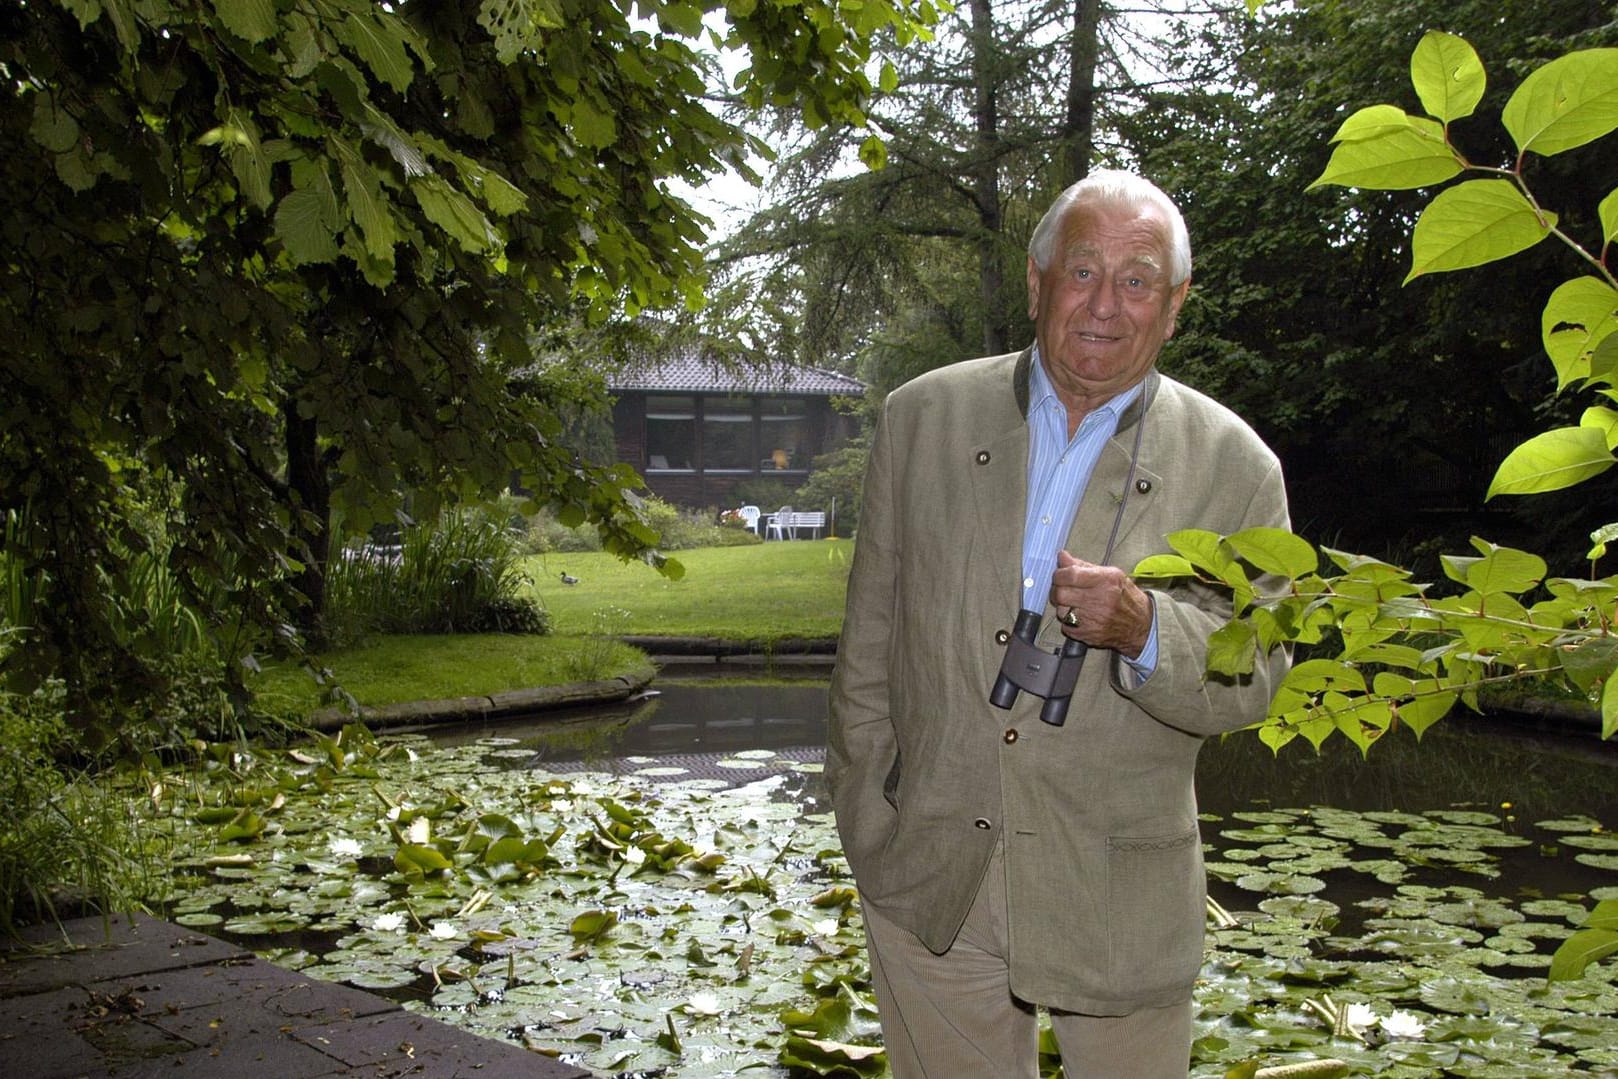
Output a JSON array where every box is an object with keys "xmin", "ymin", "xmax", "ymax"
[{"xmin": 1120, "ymin": 602, "xmax": 1159, "ymax": 688}]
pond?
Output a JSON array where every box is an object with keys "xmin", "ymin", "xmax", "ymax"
[{"xmin": 144, "ymin": 670, "xmax": 1618, "ymax": 1078}]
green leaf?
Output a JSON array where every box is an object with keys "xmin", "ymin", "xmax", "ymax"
[
  {"xmin": 1307, "ymin": 113, "xmax": 1460, "ymax": 191},
  {"xmin": 1605, "ymin": 676, "xmax": 1618, "ymax": 741},
  {"xmin": 414, "ymin": 176, "xmax": 494, "ymax": 253},
  {"xmin": 476, "ymin": 170, "xmax": 527, "ymax": 216},
  {"xmin": 1373, "ymin": 673, "xmax": 1456, "ymax": 739},
  {"xmin": 1451, "ymin": 538, "xmax": 1545, "ymax": 595},
  {"xmin": 1549, "ymin": 926, "xmax": 1618, "ymax": 981},
  {"xmin": 1331, "ymin": 693, "xmax": 1392, "ymax": 756},
  {"xmin": 569, "ymin": 98, "xmax": 618, "ymax": 149},
  {"xmin": 1166, "ymin": 528, "xmax": 1236, "ymax": 579},
  {"xmin": 337, "ymin": 11, "xmax": 416, "ymax": 94},
  {"xmin": 1405, "ymin": 179, "xmax": 1554, "ymax": 283},
  {"xmin": 1601, "ymin": 187, "xmax": 1618, "ymax": 250},
  {"xmin": 274, "ymin": 187, "xmax": 341, "ymax": 265},
  {"xmin": 858, "ymin": 135, "xmax": 887, "ymax": 170},
  {"xmin": 1226, "ymin": 527, "xmax": 1318, "ymax": 578},
  {"xmin": 29, "ymin": 93, "xmax": 80, "ymax": 154},
  {"xmin": 569, "ymin": 908, "xmax": 618, "ymax": 942},
  {"xmin": 1562, "ymin": 636, "xmax": 1618, "ymax": 694},
  {"xmin": 340, "ymin": 154, "xmax": 397, "ymax": 260},
  {"xmin": 1502, "ymin": 48, "xmax": 1618, "ymax": 158},
  {"xmin": 219, "ymin": 809, "xmax": 267, "ymax": 843},
  {"xmin": 1207, "ymin": 619, "xmax": 1258, "ymax": 678},
  {"xmin": 1411, "ymin": 31, "xmax": 1486, "ymax": 124},
  {"xmin": 394, "ymin": 842, "xmax": 453, "ymax": 876},
  {"xmin": 1583, "ymin": 406, "xmax": 1618, "ymax": 451},
  {"xmin": 1542, "ymin": 276, "xmax": 1618, "ymax": 390},
  {"xmin": 1487, "ymin": 426, "xmax": 1614, "ymax": 498},
  {"xmin": 879, "ymin": 60, "xmax": 899, "ymax": 94},
  {"xmin": 210, "ymin": 0, "xmax": 277, "ymax": 44},
  {"xmin": 1133, "ymin": 554, "xmax": 1195, "ymax": 580},
  {"xmin": 1325, "ymin": 104, "xmax": 1412, "ymax": 144}
]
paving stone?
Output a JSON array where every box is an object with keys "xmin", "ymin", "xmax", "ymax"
[
  {"xmin": 88, "ymin": 955, "xmax": 397, "ymax": 1023},
  {"xmin": 143, "ymin": 1001, "xmax": 356, "ymax": 1077},
  {"xmin": 0, "ymin": 912, "xmax": 247, "ymax": 997},
  {"xmin": 292, "ymin": 1009, "xmax": 592, "ymax": 1078},
  {"xmin": 0, "ymin": 983, "xmax": 116, "ymax": 1079},
  {"xmin": 2, "ymin": 914, "xmax": 599, "ymax": 1078}
]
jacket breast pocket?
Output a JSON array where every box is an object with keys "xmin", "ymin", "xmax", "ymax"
[{"xmin": 1105, "ymin": 827, "xmax": 1204, "ymax": 995}]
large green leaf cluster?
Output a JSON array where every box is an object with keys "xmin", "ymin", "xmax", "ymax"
[
  {"xmin": 0, "ymin": 0, "xmax": 933, "ymax": 739},
  {"xmin": 1128, "ymin": 0, "xmax": 1617, "ymax": 567}
]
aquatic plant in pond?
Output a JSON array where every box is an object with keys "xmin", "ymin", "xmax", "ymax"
[{"xmin": 131, "ymin": 726, "xmax": 1618, "ymax": 1077}]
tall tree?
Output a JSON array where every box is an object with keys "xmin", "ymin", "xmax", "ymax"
[
  {"xmin": 707, "ymin": 0, "xmax": 1219, "ymax": 399},
  {"xmin": 0, "ymin": 0, "xmax": 934, "ymax": 739}
]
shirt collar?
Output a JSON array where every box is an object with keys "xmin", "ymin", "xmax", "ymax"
[{"xmin": 1027, "ymin": 344, "xmax": 1143, "ymax": 429}]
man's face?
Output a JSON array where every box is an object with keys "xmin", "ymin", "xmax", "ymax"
[{"xmin": 1026, "ymin": 200, "xmax": 1189, "ymax": 412}]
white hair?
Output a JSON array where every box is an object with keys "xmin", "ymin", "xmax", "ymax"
[{"xmin": 1027, "ymin": 170, "xmax": 1192, "ymax": 285}]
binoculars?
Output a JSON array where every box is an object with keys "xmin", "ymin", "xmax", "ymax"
[{"xmin": 989, "ymin": 609, "xmax": 1088, "ymax": 726}]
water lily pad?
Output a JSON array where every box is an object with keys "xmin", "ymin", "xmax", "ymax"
[
  {"xmin": 1537, "ymin": 816, "xmax": 1607, "ymax": 833},
  {"xmin": 173, "ymin": 912, "xmax": 224, "ymax": 927},
  {"xmin": 1234, "ymin": 871, "xmax": 1327, "ymax": 896},
  {"xmin": 1573, "ymin": 852, "xmax": 1618, "ymax": 871}
]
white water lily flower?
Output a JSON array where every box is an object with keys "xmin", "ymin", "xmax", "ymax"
[
  {"xmin": 685, "ymin": 991, "xmax": 722, "ymax": 1017},
  {"xmin": 813, "ymin": 918, "xmax": 841, "ymax": 937},
  {"xmin": 429, "ymin": 921, "xmax": 458, "ymax": 940},
  {"xmin": 1345, "ymin": 1002, "xmax": 1378, "ymax": 1033},
  {"xmin": 1381, "ymin": 1010, "xmax": 1426, "ymax": 1040},
  {"xmin": 623, "ymin": 845, "xmax": 647, "ymax": 865},
  {"xmin": 328, "ymin": 837, "xmax": 363, "ymax": 858},
  {"xmin": 372, "ymin": 911, "xmax": 406, "ymax": 932}
]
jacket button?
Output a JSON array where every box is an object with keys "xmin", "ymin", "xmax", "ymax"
[
  {"xmin": 973, "ymin": 818, "xmax": 992, "ymax": 830},
  {"xmin": 1136, "ymin": 478, "xmax": 1152, "ymax": 494},
  {"xmin": 1003, "ymin": 728, "xmax": 1018, "ymax": 744},
  {"xmin": 995, "ymin": 629, "xmax": 1010, "ymax": 645},
  {"xmin": 976, "ymin": 450, "xmax": 991, "ymax": 464}
]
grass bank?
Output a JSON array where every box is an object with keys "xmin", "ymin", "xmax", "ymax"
[
  {"xmin": 252, "ymin": 539, "xmax": 852, "ymax": 717},
  {"xmin": 525, "ymin": 538, "xmax": 853, "ymax": 639},
  {"xmin": 252, "ymin": 633, "xmax": 656, "ymax": 716}
]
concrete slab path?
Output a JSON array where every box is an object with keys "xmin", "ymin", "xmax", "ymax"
[{"xmin": 0, "ymin": 911, "xmax": 592, "ymax": 1078}]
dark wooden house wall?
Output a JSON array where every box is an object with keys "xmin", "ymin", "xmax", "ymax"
[{"xmin": 612, "ymin": 392, "xmax": 857, "ymax": 509}]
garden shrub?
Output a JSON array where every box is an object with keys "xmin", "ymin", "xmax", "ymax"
[
  {"xmin": 326, "ymin": 507, "xmax": 549, "ymax": 643},
  {"xmin": 0, "ymin": 631, "xmax": 160, "ymax": 933}
]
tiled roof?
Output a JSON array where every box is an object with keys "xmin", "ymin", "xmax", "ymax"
[{"xmin": 608, "ymin": 353, "xmax": 865, "ymax": 396}]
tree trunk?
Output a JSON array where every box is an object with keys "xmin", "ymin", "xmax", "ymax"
[
  {"xmin": 284, "ymin": 398, "xmax": 332, "ymax": 648},
  {"xmin": 968, "ymin": 0, "xmax": 1009, "ymax": 355},
  {"xmin": 1063, "ymin": 0, "xmax": 1103, "ymax": 185}
]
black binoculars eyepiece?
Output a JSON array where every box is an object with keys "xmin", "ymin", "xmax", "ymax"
[{"xmin": 989, "ymin": 608, "xmax": 1087, "ymax": 726}]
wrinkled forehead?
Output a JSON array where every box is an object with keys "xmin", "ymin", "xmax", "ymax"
[{"xmin": 1055, "ymin": 203, "xmax": 1176, "ymax": 270}]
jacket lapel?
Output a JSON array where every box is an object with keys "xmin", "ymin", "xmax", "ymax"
[{"xmin": 1065, "ymin": 371, "xmax": 1161, "ymax": 569}]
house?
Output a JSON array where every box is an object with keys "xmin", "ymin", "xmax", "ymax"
[{"xmin": 608, "ymin": 351, "xmax": 864, "ymax": 508}]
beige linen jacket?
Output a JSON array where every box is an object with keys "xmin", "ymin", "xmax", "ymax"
[{"xmin": 826, "ymin": 349, "xmax": 1291, "ymax": 1016}]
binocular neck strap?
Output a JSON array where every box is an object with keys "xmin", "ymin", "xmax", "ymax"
[{"xmin": 1098, "ymin": 395, "xmax": 1149, "ymax": 568}]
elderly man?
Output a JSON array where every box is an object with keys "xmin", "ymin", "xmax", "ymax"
[{"xmin": 826, "ymin": 170, "xmax": 1290, "ymax": 1078}]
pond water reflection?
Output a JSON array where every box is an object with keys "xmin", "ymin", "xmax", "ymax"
[
  {"xmin": 432, "ymin": 672, "xmax": 1618, "ymax": 819},
  {"xmin": 432, "ymin": 671, "xmax": 1618, "ymax": 932}
]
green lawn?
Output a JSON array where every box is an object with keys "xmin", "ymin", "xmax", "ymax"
[
  {"xmin": 252, "ymin": 539, "xmax": 853, "ymax": 717},
  {"xmin": 525, "ymin": 537, "xmax": 853, "ymax": 640}
]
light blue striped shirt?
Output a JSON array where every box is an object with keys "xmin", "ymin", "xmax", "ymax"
[{"xmin": 1021, "ymin": 349, "xmax": 1158, "ymax": 678}]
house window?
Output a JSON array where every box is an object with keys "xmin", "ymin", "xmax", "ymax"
[
  {"xmin": 646, "ymin": 395, "xmax": 695, "ymax": 471},
  {"xmin": 703, "ymin": 396, "xmax": 753, "ymax": 472},
  {"xmin": 760, "ymin": 396, "xmax": 810, "ymax": 471}
]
